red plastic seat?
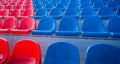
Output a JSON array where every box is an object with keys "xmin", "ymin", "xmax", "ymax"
[
  {"xmin": 5, "ymin": 39, "xmax": 41, "ymax": 64},
  {"xmin": 10, "ymin": 9, "xmax": 21, "ymax": 17},
  {"xmin": 22, "ymin": 9, "xmax": 34, "ymax": 16},
  {"xmin": 0, "ymin": 9, "xmax": 9, "ymax": 18},
  {"xmin": 24, "ymin": 5, "xmax": 33, "ymax": 9},
  {"xmin": 0, "ymin": 18, "xmax": 18, "ymax": 33},
  {"xmin": 0, "ymin": 38, "xmax": 10, "ymax": 64},
  {"xmin": 10, "ymin": 17, "xmax": 36, "ymax": 34},
  {"xmin": 15, "ymin": 5, "xmax": 23, "ymax": 9}
]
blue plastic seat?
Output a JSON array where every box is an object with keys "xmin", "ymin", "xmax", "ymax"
[
  {"xmin": 56, "ymin": 3, "xmax": 67, "ymax": 10},
  {"xmin": 93, "ymin": 2, "xmax": 104, "ymax": 9},
  {"xmin": 34, "ymin": 4, "xmax": 43, "ymax": 10},
  {"xmin": 44, "ymin": 42, "xmax": 80, "ymax": 64},
  {"xmin": 85, "ymin": 44, "xmax": 120, "ymax": 64},
  {"xmin": 107, "ymin": 16, "xmax": 120, "ymax": 38},
  {"xmin": 71, "ymin": 0, "xmax": 79, "ymax": 2},
  {"xmin": 117, "ymin": 8, "xmax": 120, "ymax": 16},
  {"xmin": 68, "ymin": 3, "xmax": 79, "ymax": 8},
  {"xmin": 98, "ymin": 7, "xmax": 114, "ymax": 18},
  {"xmin": 32, "ymin": 9, "xmax": 47, "ymax": 18},
  {"xmin": 45, "ymin": 4, "xmax": 54, "ymax": 11},
  {"xmin": 52, "ymin": 0, "xmax": 61, "ymax": 5},
  {"xmin": 80, "ymin": 8, "xmax": 96, "ymax": 18},
  {"xmin": 31, "ymin": 17, "xmax": 56, "ymax": 35},
  {"xmin": 65, "ymin": 8, "xmax": 79, "ymax": 18},
  {"xmin": 82, "ymin": 16, "xmax": 108, "ymax": 37},
  {"xmin": 50, "ymin": 8, "xmax": 62, "ymax": 18},
  {"xmin": 55, "ymin": 17, "xmax": 79, "ymax": 36},
  {"xmin": 80, "ymin": 2, "xmax": 91, "ymax": 9},
  {"xmin": 107, "ymin": 2, "xmax": 119, "ymax": 9}
]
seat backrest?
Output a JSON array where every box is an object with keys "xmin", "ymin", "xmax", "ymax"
[
  {"xmin": 23, "ymin": 9, "xmax": 34, "ymax": 16},
  {"xmin": 0, "ymin": 9, "xmax": 9, "ymax": 17},
  {"xmin": 98, "ymin": 7, "xmax": 114, "ymax": 15},
  {"xmin": 10, "ymin": 9, "xmax": 21, "ymax": 16},
  {"xmin": 58, "ymin": 17, "xmax": 79, "ymax": 31},
  {"xmin": 11, "ymin": 39, "xmax": 41, "ymax": 64},
  {"xmin": 37, "ymin": 17, "xmax": 56, "ymax": 31},
  {"xmin": 44, "ymin": 42, "xmax": 80, "ymax": 64},
  {"xmin": 0, "ymin": 38, "xmax": 10, "ymax": 64},
  {"xmin": 2, "ymin": 18, "xmax": 18, "ymax": 29},
  {"xmin": 19, "ymin": 17, "xmax": 36, "ymax": 30},
  {"xmin": 36, "ymin": 9, "xmax": 47, "ymax": 16},
  {"xmin": 82, "ymin": 16, "xmax": 105, "ymax": 32},
  {"xmin": 85, "ymin": 44, "xmax": 120, "ymax": 64},
  {"xmin": 107, "ymin": 16, "xmax": 120, "ymax": 33}
]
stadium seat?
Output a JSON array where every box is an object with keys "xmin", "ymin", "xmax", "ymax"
[
  {"xmin": 80, "ymin": 8, "xmax": 96, "ymax": 18},
  {"xmin": 10, "ymin": 17, "xmax": 36, "ymax": 34},
  {"xmin": 107, "ymin": 2, "xmax": 119, "ymax": 9},
  {"xmin": 65, "ymin": 8, "xmax": 79, "ymax": 18},
  {"xmin": 32, "ymin": 9, "xmax": 47, "ymax": 18},
  {"xmin": 50, "ymin": 8, "xmax": 62, "ymax": 18},
  {"xmin": 85, "ymin": 44, "xmax": 120, "ymax": 64},
  {"xmin": 0, "ymin": 18, "xmax": 18, "ymax": 34},
  {"xmin": 93, "ymin": 2, "xmax": 104, "ymax": 9},
  {"xmin": 31, "ymin": 17, "xmax": 56, "ymax": 35},
  {"xmin": 55, "ymin": 17, "xmax": 79, "ymax": 36},
  {"xmin": 22, "ymin": 9, "xmax": 34, "ymax": 17},
  {"xmin": 98, "ymin": 7, "xmax": 114, "ymax": 18},
  {"xmin": 82, "ymin": 16, "xmax": 108, "ymax": 37},
  {"xmin": 56, "ymin": 3, "xmax": 66, "ymax": 10},
  {"xmin": 45, "ymin": 4, "xmax": 54, "ymax": 11},
  {"xmin": 107, "ymin": 16, "xmax": 120, "ymax": 38},
  {"xmin": 5, "ymin": 39, "xmax": 41, "ymax": 64},
  {"xmin": 80, "ymin": 2, "xmax": 91, "ymax": 9},
  {"xmin": 0, "ymin": 9, "xmax": 9, "ymax": 18},
  {"xmin": 34, "ymin": 4, "xmax": 43, "ymax": 10},
  {"xmin": 10, "ymin": 9, "xmax": 21, "ymax": 17},
  {"xmin": 0, "ymin": 38, "xmax": 10, "ymax": 64},
  {"xmin": 44, "ymin": 42, "xmax": 80, "ymax": 64}
]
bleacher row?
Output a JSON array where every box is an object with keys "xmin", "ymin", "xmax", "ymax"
[
  {"xmin": 32, "ymin": 0, "xmax": 120, "ymax": 19},
  {"xmin": 0, "ymin": 16, "xmax": 120, "ymax": 37},
  {"xmin": 0, "ymin": 37, "xmax": 120, "ymax": 64}
]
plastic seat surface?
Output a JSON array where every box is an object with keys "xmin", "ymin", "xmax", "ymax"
[
  {"xmin": 98, "ymin": 7, "xmax": 114, "ymax": 18},
  {"xmin": 107, "ymin": 16, "xmax": 120, "ymax": 37},
  {"xmin": 31, "ymin": 17, "xmax": 56, "ymax": 35},
  {"xmin": 93, "ymin": 2, "xmax": 104, "ymax": 9},
  {"xmin": 82, "ymin": 16, "xmax": 108, "ymax": 37},
  {"xmin": 10, "ymin": 18, "xmax": 36, "ymax": 34},
  {"xmin": 10, "ymin": 9, "xmax": 21, "ymax": 17},
  {"xmin": 0, "ymin": 18, "xmax": 18, "ymax": 33},
  {"xmin": 55, "ymin": 17, "xmax": 79, "ymax": 36},
  {"xmin": 65, "ymin": 8, "xmax": 79, "ymax": 18},
  {"xmin": 107, "ymin": 2, "xmax": 119, "ymax": 9},
  {"xmin": 22, "ymin": 9, "xmax": 34, "ymax": 17},
  {"xmin": 50, "ymin": 8, "xmax": 62, "ymax": 18},
  {"xmin": 44, "ymin": 42, "xmax": 80, "ymax": 64},
  {"xmin": 85, "ymin": 44, "xmax": 120, "ymax": 64},
  {"xmin": 0, "ymin": 9, "xmax": 9, "ymax": 18},
  {"xmin": 80, "ymin": 8, "xmax": 96, "ymax": 18},
  {"xmin": 32, "ymin": 9, "xmax": 47, "ymax": 18},
  {"xmin": 5, "ymin": 39, "xmax": 41, "ymax": 64},
  {"xmin": 0, "ymin": 38, "xmax": 10, "ymax": 64}
]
